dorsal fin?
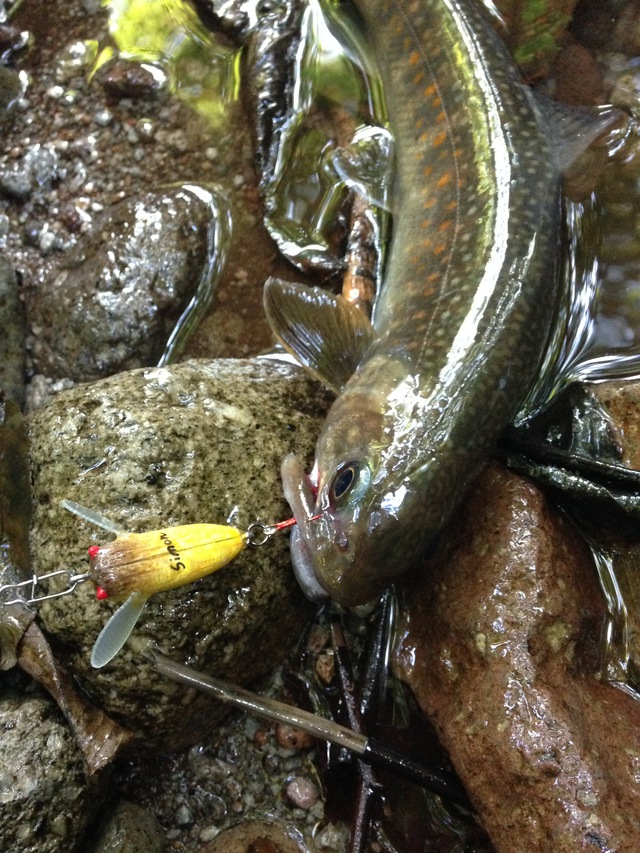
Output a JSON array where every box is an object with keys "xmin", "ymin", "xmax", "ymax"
[{"xmin": 264, "ymin": 278, "xmax": 377, "ymax": 393}]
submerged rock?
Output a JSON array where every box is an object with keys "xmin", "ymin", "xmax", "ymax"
[
  {"xmin": 28, "ymin": 186, "xmax": 226, "ymax": 382},
  {"xmin": 97, "ymin": 57, "xmax": 169, "ymax": 101},
  {"xmin": 29, "ymin": 358, "xmax": 331, "ymax": 749},
  {"xmin": 394, "ymin": 463, "xmax": 640, "ymax": 853}
]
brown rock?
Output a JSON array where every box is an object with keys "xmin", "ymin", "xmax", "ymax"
[
  {"xmin": 551, "ymin": 41, "xmax": 606, "ymax": 106},
  {"xmin": 592, "ymin": 381, "xmax": 640, "ymax": 470},
  {"xmin": 394, "ymin": 463, "xmax": 640, "ymax": 853},
  {"xmin": 275, "ymin": 723, "xmax": 314, "ymax": 751},
  {"xmin": 98, "ymin": 58, "xmax": 168, "ymax": 100}
]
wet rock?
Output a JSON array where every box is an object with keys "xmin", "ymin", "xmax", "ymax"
[
  {"xmin": 0, "ymin": 63, "xmax": 23, "ymax": 113},
  {"xmin": 592, "ymin": 381, "xmax": 640, "ymax": 469},
  {"xmin": 98, "ymin": 57, "xmax": 169, "ymax": 100},
  {"xmin": 394, "ymin": 463, "xmax": 640, "ymax": 853},
  {"xmin": 29, "ymin": 358, "xmax": 331, "ymax": 749},
  {"xmin": 0, "ymin": 256, "xmax": 25, "ymax": 405},
  {"xmin": 0, "ymin": 23, "xmax": 29, "ymax": 59},
  {"xmin": 0, "ymin": 142, "xmax": 58, "ymax": 200},
  {"xmin": 0, "ymin": 690, "xmax": 93, "ymax": 853},
  {"xmin": 550, "ymin": 40, "xmax": 607, "ymax": 105},
  {"xmin": 200, "ymin": 819, "xmax": 310, "ymax": 852},
  {"xmin": 275, "ymin": 723, "xmax": 314, "ymax": 751},
  {"xmin": 89, "ymin": 800, "xmax": 165, "ymax": 853},
  {"xmin": 285, "ymin": 776, "xmax": 319, "ymax": 810},
  {"xmin": 29, "ymin": 186, "xmax": 223, "ymax": 382},
  {"xmin": 571, "ymin": 0, "xmax": 639, "ymax": 52}
]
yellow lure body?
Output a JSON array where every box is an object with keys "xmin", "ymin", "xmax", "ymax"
[
  {"xmin": 89, "ymin": 523, "xmax": 246, "ymax": 600},
  {"xmin": 61, "ymin": 502, "xmax": 262, "ymax": 669}
]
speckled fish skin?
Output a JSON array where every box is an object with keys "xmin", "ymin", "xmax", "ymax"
[{"xmin": 285, "ymin": 0, "xmax": 561, "ymax": 605}]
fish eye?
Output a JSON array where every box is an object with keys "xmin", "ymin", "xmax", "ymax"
[{"xmin": 330, "ymin": 462, "xmax": 359, "ymax": 503}]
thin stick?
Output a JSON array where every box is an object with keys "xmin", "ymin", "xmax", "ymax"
[{"xmin": 149, "ymin": 650, "xmax": 469, "ymax": 806}]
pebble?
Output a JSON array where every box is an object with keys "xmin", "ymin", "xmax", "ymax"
[
  {"xmin": 315, "ymin": 652, "xmax": 335, "ymax": 684},
  {"xmin": 285, "ymin": 777, "xmax": 319, "ymax": 810},
  {"xmin": 175, "ymin": 803, "xmax": 194, "ymax": 827},
  {"xmin": 99, "ymin": 57, "xmax": 169, "ymax": 100},
  {"xmin": 275, "ymin": 724, "xmax": 315, "ymax": 751}
]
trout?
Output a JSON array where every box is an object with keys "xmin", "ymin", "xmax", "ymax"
[{"xmin": 265, "ymin": 0, "xmax": 569, "ymax": 605}]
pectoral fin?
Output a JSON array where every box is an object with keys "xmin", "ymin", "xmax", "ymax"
[
  {"xmin": 91, "ymin": 591, "xmax": 148, "ymax": 669},
  {"xmin": 264, "ymin": 278, "xmax": 377, "ymax": 393}
]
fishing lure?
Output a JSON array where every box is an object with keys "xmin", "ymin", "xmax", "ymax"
[{"xmin": 60, "ymin": 500, "xmax": 302, "ymax": 669}]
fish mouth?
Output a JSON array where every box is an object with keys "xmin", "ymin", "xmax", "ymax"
[{"xmin": 281, "ymin": 454, "xmax": 329, "ymax": 601}]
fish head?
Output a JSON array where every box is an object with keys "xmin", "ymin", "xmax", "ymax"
[{"xmin": 283, "ymin": 380, "xmax": 432, "ymax": 607}]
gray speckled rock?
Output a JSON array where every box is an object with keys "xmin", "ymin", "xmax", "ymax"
[
  {"xmin": 28, "ymin": 186, "xmax": 224, "ymax": 382},
  {"xmin": 0, "ymin": 691, "xmax": 92, "ymax": 853},
  {"xmin": 29, "ymin": 358, "xmax": 331, "ymax": 749}
]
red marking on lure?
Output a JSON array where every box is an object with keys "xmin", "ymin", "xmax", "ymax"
[
  {"xmin": 96, "ymin": 586, "xmax": 109, "ymax": 600},
  {"xmin": 88, "ymin": 545, "xmax": 101, "ymax": 559}
]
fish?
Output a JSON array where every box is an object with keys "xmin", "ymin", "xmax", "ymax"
[{"xmin": 264, "ymin": 0, "xmax": 614, "ymax": 606}]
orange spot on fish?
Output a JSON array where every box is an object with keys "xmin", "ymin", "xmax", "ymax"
[
  {"xmin": 438, "ymin": 220, "xmax": 452, "ymax": 232},
  {"xmin": 434, "ymin": 243, "xmax": 447, "ymax": 255},
  {"xmin": 437, "ymin": 172, "xmax": 452, "ymax": 188},
  {"xmin": 436, "ymin": 110, "xmax": 446, "ymax": 123},
  {"xmin": 413, "ymin": 70, "xmax": 425, "ymax": 85},
  {"xmin": 409, "ymin": 50, "xmax": 421, "ymax": 66},
  {"xmin": 433, "ymin": 131, "xmax": 447, "ymax": 147},
  {"xmin": 424, "ymin": 83, "xmax": 437, "ymax": 98},
  {"xmin": 423, "ymin": 196, "xmax": 436, "ymax": 209},
  {"xmin": 446, "ymin": 200, "xmax": 457, "ymax": 212}
]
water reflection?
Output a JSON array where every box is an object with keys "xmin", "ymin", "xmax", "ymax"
[
  {"xmin": 260, "ymin": 0, "xmax": 390, "ymax": 271},
  {"xmin": 100, "ymin": 0, "xmax": 241, "ymax": 125}
]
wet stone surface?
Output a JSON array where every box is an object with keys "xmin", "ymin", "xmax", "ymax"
[
  {"xmin": 394, "ymin": 462, "xmax": 640, "ymax": 853},
  {"xmin": 0, "ymin": 0, "xmax": 281, "ymax": 407},
  {"xmin": 29, "ymin": 358, "xmax": 331, "ymax": 748},
  {"xmin": 28, "ymin": 186, "xmax": 221, "ymax": 382},
  {"xmin": 0, "ymin": 688, "xmax": 93, "ymax": 853}
]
